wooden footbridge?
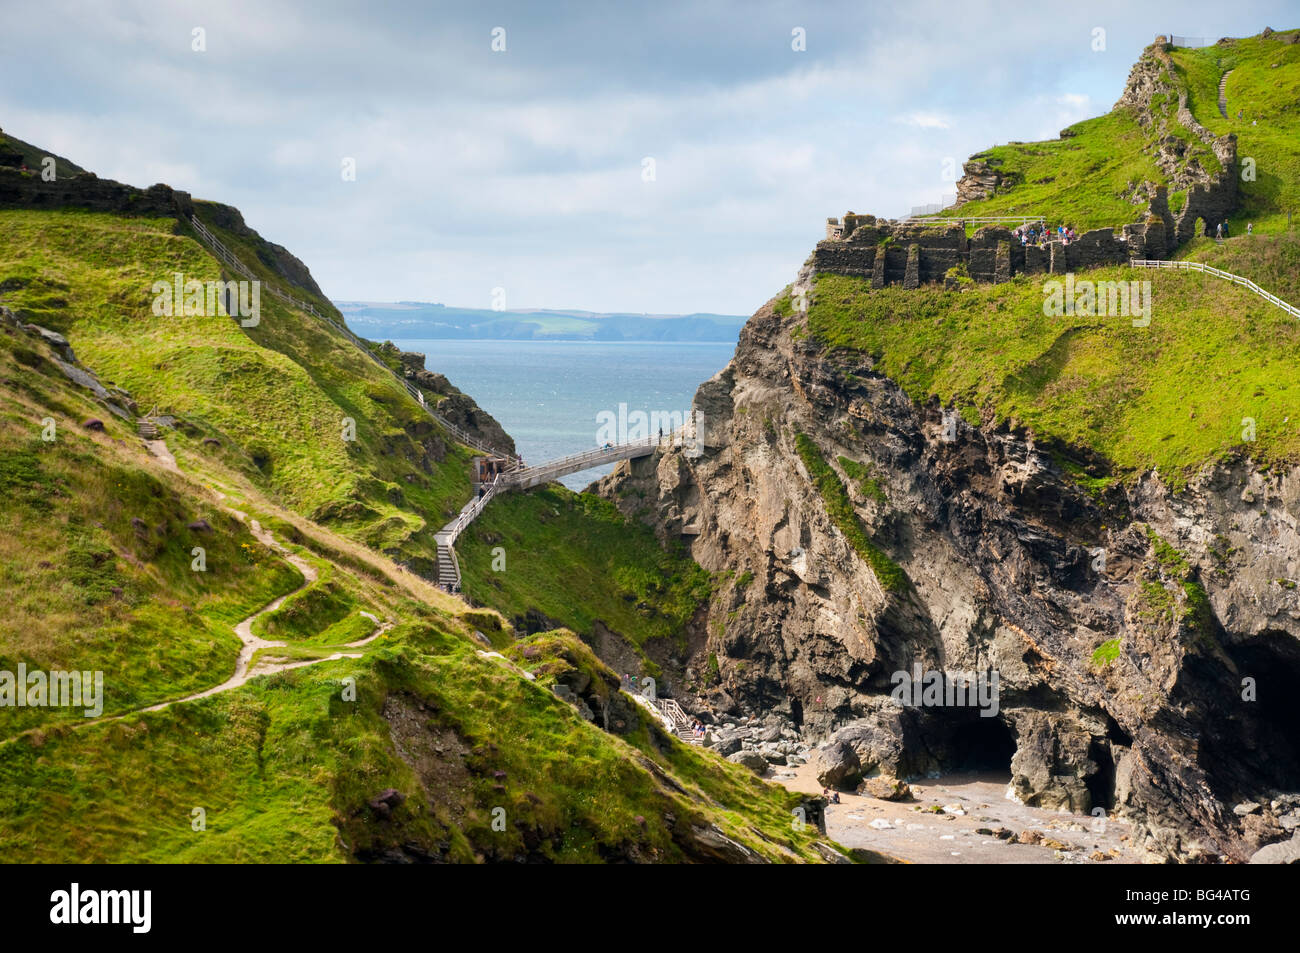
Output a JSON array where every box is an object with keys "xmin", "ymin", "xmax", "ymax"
[
  {"xmin": 185, "ymin": 211, "xmax": 686, "ymax": 593},
  {"xmin": 434, "ymin": 435, "xmax": 664, "ymax": 590}
]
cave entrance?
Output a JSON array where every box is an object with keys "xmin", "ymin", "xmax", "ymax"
[
  {"xmin": 1227, "ymin": 631, "xmax": 1300, "ymax": 790},
  {"xmin": 949, "ymin": 716, "xmax": 1016, "ymax": 773},
  {"xmin": 1086, "ymin": 739, "xmax": 1118, "ymax": 810}
]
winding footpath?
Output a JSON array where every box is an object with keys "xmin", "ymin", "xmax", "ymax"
[{"xmin": 0, "ymin": 440, "xmax": 391, "ymax": 747}]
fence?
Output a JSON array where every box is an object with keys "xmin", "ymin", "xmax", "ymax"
[
  {"xmin": 440, "ymin": 473, "xmax": 506, "ymax": 546},
  {"xmin": 1130, "ymin": 259, "xmax": 1300, "ymax": 319},
  {"xmin": 898, "ymin": 214, "xmax": 1046, "ymax": 226},
  {"xmin": 1169, "ymin": 35, "xmax": 1213, "ymax": 48},
  {"xmin": 908, "ymin": 196, "xmax": 957, "ymax": 217}
]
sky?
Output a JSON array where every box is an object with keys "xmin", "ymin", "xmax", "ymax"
[{"xmin": 1, "ymin": 0, "xmax": 1295, "ymax": 315}]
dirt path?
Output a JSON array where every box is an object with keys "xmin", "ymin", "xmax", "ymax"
[
  {"xmin": 137, "ymin": 440, "xmax": 393, "ymax": 710},
  {"xmin": 0, "ymin": 440, "xmax": 392, "ymax": 748},
  {"xmin": 776, "ymin": 762, "xmax": 1140, "ymax": 864}
]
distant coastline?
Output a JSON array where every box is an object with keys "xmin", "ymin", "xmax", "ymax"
[{"xmin": 339, "ymin": 300, "xmax": 747, "ymax": 342}]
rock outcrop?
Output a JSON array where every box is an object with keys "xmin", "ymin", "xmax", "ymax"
[
  {"xmin": 1114, "ymin": 38, "xmax": 1239, "ymax": 249},
  {"xmin": 597, "ymin": 271, "xmax": 1300, "ymax": 863},
  {"xmin": 371, "ymin": 341, "xmax": 515, "ymax": 456}
]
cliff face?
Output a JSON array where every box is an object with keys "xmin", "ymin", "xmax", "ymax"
[{"xmin": 597, "ymin": 267, "xmax": 1300, "ymax": 863}]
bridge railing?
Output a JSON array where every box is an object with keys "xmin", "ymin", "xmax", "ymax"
[
  {"xmin": 896, "ymin": 214, "xmax": 1046, "ymax": 226},
  {"xmin": 1129, "ymin": 259, "xmax": 1300, "ymax": 319},
  {"xmin": 506, "ymin": 435, "xmax": 662, "ymax": 487},
  {"xmin": 187, "ymin": 213, "xmax": 519, "ymax": 464},
  {"xmin": 441, "ymin": 473, "xmax": 506, "ymax": 545}
]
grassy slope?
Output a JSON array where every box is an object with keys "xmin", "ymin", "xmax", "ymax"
[
  {"xmin": 0, "ymin": 324, "xmax": 300, "ymax": 732},
  {"xmin": 938, "ymin": 110, "xmax": 1170, "ymax": 230},
  {"xmin": 0, "ymin": 209, "xmax": 473, "ymax": 567},
  {"xmin": 1170, "ymin": 33, "xmax": 1300, "ymax": 234},
  {"xmin": 0, "ymin": 199, "xmax": 826, "ymax": 862},
  {"xmin": 458, "ymin": 485, "xmax": 713, "ymax": 674},
  {"xmin": 793, "ymin": 264, "xmax": 1300, "ymax": 483},
  {"xmin": 802, "ymin": 31, "xmax": 1300, "ymax": 485},
  {"xmin": 0, "ymin": 587, "xmax": 825, "ymax": 862},
  {"xmin": 938, "ymin": 30, "xmax": 1299, "ymax": 234}
]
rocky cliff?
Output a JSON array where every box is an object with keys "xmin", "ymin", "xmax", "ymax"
[{"xmin": 597, "ymin": 261, "xmax": 1300, "ymax": 863}]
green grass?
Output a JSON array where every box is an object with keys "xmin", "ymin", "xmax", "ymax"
[
  {"xmin": 937, "ymin": 111, "xmax": 1172, "ymax": 230},
  {"xmin": 458, "ymin": 486, "xmax": 712, "ymax": 666},
  {"xmin": 837, "ymin": 455, "xmax": 888, "ymax": 503},
  {"xmin": 1169, "ymin": 32, "xmax": 1300, "ymax": 235},
  {"xmin": 802, "ymin": 267, "xmax": 1300, "ymax": 483},
  {"xmin": 0, "ymin": 208, "xmax": 476, "ymax": 572},
  {"xmin": 0, "ymin": 330, "xmax": 302, "ymax": 733},
  {"xmin": 0, "ymin": 174, "xmax": 842, "ymax": 864},
  {"xmin": 933, "ymin": 30, "xmax": 1299, "ymax": 238},
  {"xmin": 793, "ymin": 432, "xmax": 907, "ymax": 592},
  {"xmin": 0, "ymin": 620, "xmax": 829, "ymax": 863},
  {"xmin": 1091, "ymin": 639, "xmax": 1121, "ymax": 667},
  {"xmin": 1143, "ymin": 527, "xmax": 1217, "ymax": 650}
]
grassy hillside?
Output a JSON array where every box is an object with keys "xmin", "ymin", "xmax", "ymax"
[
  {"xmin": 0, "ymin": 616, "xmax": 829, "ymax": 862},
  {"xmin": 0, "ymin": 321, "xmax": 301, "ymax": 733},
  {"xmin": 938, "ymin": 110, "xmax": 1172, "ymax": 231},
  {"xmin": 458, "ymin": 486, "xmax": 713, "ymax": 675},
  {"xmin": 0, "ymin": 145, "xmax": 834, "ymax": 861},
  {"xmin": 789, "ymin": 258, "xmax": 1300, "ymax": 484},
  {"xmin": 1170, "ymin": 32, "xmax": 1300, "ymax": 233},
  {"xmin": 0, "ymin": 208, "xmax": 474, "ymax": 572},
  {"xmin": 940, "ymin": 29, "xmax": 1299, "ymax": 236}
]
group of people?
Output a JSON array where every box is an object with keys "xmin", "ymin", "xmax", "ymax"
[{"xmin": 1013, "ymin": 222, "xmax": 1077, "ymax": 247}]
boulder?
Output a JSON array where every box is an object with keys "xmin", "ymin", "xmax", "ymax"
[
  {"xmin": 367, "ymin": 788, "xmax": 405, "ymax": 820},
  {"xmin": 727, "ymin": 750, "xmax": 769, "ymax": 774},
  {"xmin": 859, "ymin": 776, "xmax": 912, "ymax": 801},
  {"xmin": 708, "ymin": 729, "xmax": 743, "ymax": 756},
  {"xmin": 812, "ymin": 740, "xmax": 861, "ymax": 789},
  {"xmin": 1249, "ymin": 834, "xmax": 1300, "ymax": 865}
]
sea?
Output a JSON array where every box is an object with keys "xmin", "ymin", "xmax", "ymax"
[{"xmin": 389, "ymin": 339, "xmax": 738, "ymax": 490}]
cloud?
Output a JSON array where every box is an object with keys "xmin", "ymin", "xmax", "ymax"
[
  {"xmin": 0, "ymin": 0, "xmax": 1277, "ymax": 313},
  {"xmin": 893, "ymin": 112, "xmax": 953, "ymax": 130}
]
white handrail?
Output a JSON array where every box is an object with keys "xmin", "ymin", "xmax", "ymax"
[
  {"xmin": 897, "ymin": 214, "xmax": 1046, "ymax": 226},
  {"xmin": 1129, "ymin": 259, "xmax": 1300, "ymax": 319}
]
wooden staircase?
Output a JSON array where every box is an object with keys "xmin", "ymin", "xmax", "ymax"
[{"xmin": 658, "ymin": 697, "xmax": 703, "ymax": 745}]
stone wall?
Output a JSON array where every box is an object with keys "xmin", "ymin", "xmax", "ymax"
[
  {"xmin": 813, "ymin": 214, "xmax": 1144, "ymax": 287},
  {"xmin": 0, "ymin": 168, "xmax": 193, "ymax": 220}
]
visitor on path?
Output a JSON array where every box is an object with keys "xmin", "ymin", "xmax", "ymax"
[
  {"xmin": 1216, "ymin": 222, "xmax": 1223, "ymax": 239},
  {"xmin": 1247, "ymin": 222, "xmax": 1253, "ymax": 235},
  {"xmin": 1223, "ymin": 222, "xmax": 1230, "ymax": 238}
]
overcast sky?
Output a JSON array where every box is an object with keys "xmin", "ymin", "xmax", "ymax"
[{"xmin": 1, "ymin": 0, "xmax": 1294, "ymax": 314}]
